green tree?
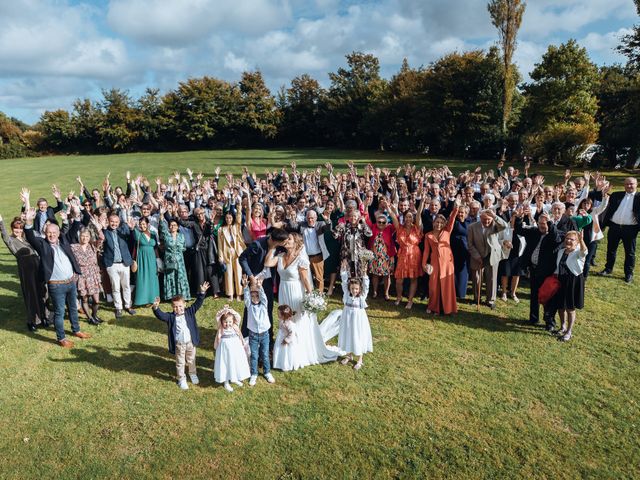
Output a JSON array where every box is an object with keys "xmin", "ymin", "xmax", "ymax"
[
  {"xmin": 326, "ymin": 51, "xmax": 388, "ymax": 147},
  {"xmin": 521, "ymin": 40, "xmax": 599, "ymax": 164},
  {"xmin": 378, "ymin": 58, "xmax": 427, "ymax": 152},
  {"xmin": 136, "ymin": 88, "xmax": 163, "ymax": 150},
  {"xmin": 617, "ymin": 0, "xmax": 640, "ymax": 70},
  {"xmin": 487, "ymin": 0, "xmax": 526, "ymax": 138},
  {"xmin": 161, "ymin": 76, "xmax": 241, "ymax": 147},
  {"xmin": 417, "ymin": 49, "xmax": 506, "ymax": 157},
  {"xmin": 596, "ymin": 65, "xmax": 640, "ymax": 167},
  {"xmin": 237, "ymin": 71, "xmax": 280, "ymax": 145},
  {"xmin": 38, "ymin": 109, "xmax": 75, "ymax": 150},
  {"xmin": 71, "ymin": 98, "xmax": 101, "ymax": 152},
  {"xmin": 279, "ymin": 74, "xmax": 328, "ymax": 146},
  {"xmin": 97, "ymin": 88, "xmax": 139, "ymax": 152}
]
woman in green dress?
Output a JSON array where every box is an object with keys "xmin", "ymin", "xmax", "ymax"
[
  {"xmin": 159, "ymin": 208, "xmax": 191, "ymax": 301},
  {"xmin": 133, "ymin": 217, "xmax": 160, "ymax": 306}
]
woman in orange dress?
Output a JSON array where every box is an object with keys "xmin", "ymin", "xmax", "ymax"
[
  {"xmin": 422, "ymin": 200, "xmax": 460, "ymax": 315},
  {"xmin": 389, "ymin": 197, "xmax": 427, "ymax": 310}
]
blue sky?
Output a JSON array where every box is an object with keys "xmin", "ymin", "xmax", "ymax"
[{"xmin": 0, "ymin": 0, "xmax": 637, "ymax": 124}]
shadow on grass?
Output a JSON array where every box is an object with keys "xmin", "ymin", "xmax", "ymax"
[{"xmin": 48, "ymin": 343, "xmax": 215, "ymax": 385}]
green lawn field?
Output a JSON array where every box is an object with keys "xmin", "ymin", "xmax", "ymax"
[{"xmin": 0, "ymin": 149, "xmax": 638, "ymax": 479}]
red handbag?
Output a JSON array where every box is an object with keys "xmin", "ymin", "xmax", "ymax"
[{"xmin": 538, "ymin": 274, "xmax": 561, "ymax": 305}]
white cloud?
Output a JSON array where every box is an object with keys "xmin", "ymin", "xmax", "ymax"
[
  {"xmin": 224, "ymin": 52, "xmax": 250, "ymax": 73},
  {"xmin": 107, "ymin": 0, "xmax": 291, "ymax": 46}
]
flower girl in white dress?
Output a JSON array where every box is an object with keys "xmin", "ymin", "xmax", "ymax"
[
  {"xmin": 214, "ymin": 306, "xmax": 251, "ymax": 392},
  {"xmin": 272, "ymin": 305, "xmax": 303, "ymax": 371},
  {"xmin": 338, "ymin": 261, "xmax": 373, "ymax": 370}
]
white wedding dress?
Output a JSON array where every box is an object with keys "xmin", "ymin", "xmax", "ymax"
[{"xmin": 276, "ymin": 250, "xmax": 342, "ymax": 366}]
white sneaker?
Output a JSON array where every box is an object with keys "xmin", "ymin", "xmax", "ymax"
[
  {"xmin": 249, "ymin": 375, "xmax": 258, "ymax": 386},
  {"xmin": 264, "ymin": 372, "xmax": 275, "ymax": 384},
  {"xmin": 559, "ymin": 332, "xmax": 572, "ymax": 342},
  {"xmin": 177, "ymin": 379, "xmax": 189, "ymax": 390},
  {"xmin": 223, "ymin": 381, "xmax": 233, "ymax": 392},
  {"xmin": 189, "ymin": 374, "xmax": 199, "ymax": 385},
  {"xmin": 511, "ymin": 294, "xmax": 520, "ymax": 304},
  {"xmin": 232, "ymin": 380, "xmax": 243, "ymax": 387},
  {"xmin": 500, "ymin": 293, "xmax": 508, "ymax": 302}
]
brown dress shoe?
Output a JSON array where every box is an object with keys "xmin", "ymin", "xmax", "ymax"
[
  {"xmin": 73, "ymin": 331, "xmax": 92, "ymax": 339},
  {"xmin": 59, "ymin": 339, "xmax": 74, "ymax": 348}
]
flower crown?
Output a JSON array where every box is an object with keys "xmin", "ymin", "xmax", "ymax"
[{"xmin": 216, "ymin": 305, "xmax": 241, "ymax": 326}]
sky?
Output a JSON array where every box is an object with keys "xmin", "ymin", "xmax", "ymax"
[{"xmin": 0, "ymin": 0, "xmax": 637, "ymax": 125}]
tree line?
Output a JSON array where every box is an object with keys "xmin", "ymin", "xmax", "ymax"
[{"xmin": 1, "ymin": 0, "xmax": 638, "ymax": 166}]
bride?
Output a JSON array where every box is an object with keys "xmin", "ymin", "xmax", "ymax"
[{"xmin": 264, "ymin": 232, "xmax": 341, "ymax": 367}]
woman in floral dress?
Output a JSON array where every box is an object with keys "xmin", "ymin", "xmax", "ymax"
[
  {"xmin": 70, "ymin": 225, "xmax": 104, "ymax": 324},
  {"xmin": 365, "ymin": 212, "xmax": 396, "ymax": 300},
  {"xmin": 332, "ymin": 208, "xmax": 372, "ymax": 279}
]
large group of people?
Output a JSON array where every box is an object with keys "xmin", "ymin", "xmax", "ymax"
[{"xmin": 1, "ymin": 161, "xmax": 638, "ymax": 389}]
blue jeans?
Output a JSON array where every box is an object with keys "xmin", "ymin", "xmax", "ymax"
[
  {"xmin": 249, "ymin": 331, "xmax": 270, "ymax": 375},
  {"xmin": 48, "ymin": 281, "xmax": 81, "ymax": 341}
]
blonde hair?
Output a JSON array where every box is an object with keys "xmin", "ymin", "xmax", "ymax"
[{"xmin": 289, "ymin": 232, "xmax": 304, "ymax": 254}]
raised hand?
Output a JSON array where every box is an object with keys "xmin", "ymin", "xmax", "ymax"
[
  {"xmin": 215, "ymin": 167, "xmax": 221, "ymax": 177},
  {"xmin": 51, "ymin": 184, "xmax": 61, "ymax": 199},
  {"xmin": 19, "ymin": 188, "xmax": 30, "ymax": 204},
  {"xmin": 200, "ymin": 281, "xmax": 210, "ymax": 293},
  {"xmin": 25, "ymin": 207, "xmax": 36, "ymax": 223},
  {"xmin": 152, "ymin": 297, "xmax": 161, "ymax": 309}
]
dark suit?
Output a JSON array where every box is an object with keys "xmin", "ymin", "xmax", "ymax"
[
  {"xmin": 516, "ymin": 220, "xmax": 562, "ymax": 328},
  {"xmin": 152, "ymin": 293, "xmax": 204, "ymax": 354},
  {"xmin": 25, "ymin": 220, "xmax": 83, "ymax": 341},
  {"xmin": 602, "ymin": 191, "xmax": 640, "ymax": 277},
  {"xmin": 239, "ymin": 237, "xmax": 276, "ymax": 348},
  {"xmin": 102, "ymin": 224, "xmax": 134, "ymax": 268},
  {"xmin": 31, "ymin": 201, "xmax": 64, "ymax": 234},
  {"xmin": 451, "ymin": 218, "xmax": 471, "ymax": 299},
  {"xmin": 24, "ymin": 220, "xmax": 82, "ymax": 281}
]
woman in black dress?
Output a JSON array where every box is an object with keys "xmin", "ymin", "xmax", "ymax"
[
  {"xmin": 0, "ymin": 215, "xmax": 48, "ymax": 331},
  {"xmin": 553, "ymin": 230, "xmax": 587, "ymax": 342}
]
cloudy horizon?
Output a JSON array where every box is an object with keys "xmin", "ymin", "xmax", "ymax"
[{"xmin": 0, "ymin": 0, "xmax": 636, "ymax": 125}]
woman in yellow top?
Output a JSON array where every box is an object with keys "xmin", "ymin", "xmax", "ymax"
[{"xmin": 218, "ymin": 208, "xmax": 246, "ymax": 301}]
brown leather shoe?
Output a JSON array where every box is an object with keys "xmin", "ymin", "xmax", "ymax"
[
  {"xmin": 59, "ymin": 339, "xmax": 74, "ymax": 348},
  {"xmin": 73, "ymin": 331, "xmax": 92, "ymax": 339}
]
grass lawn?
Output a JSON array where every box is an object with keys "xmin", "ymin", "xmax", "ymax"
[{"xmin": 0, "ymin": 149, "xmax": 638, "ymax": 479}]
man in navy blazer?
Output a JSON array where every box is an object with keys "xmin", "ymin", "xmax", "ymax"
[
  {"xmin": 600, "ymin": 177, "xmax": 640, "ymax": 283},
  {"xmin": 102, "ymin": 213, "xmax": 135, "ymax": 318},
  {"xmin": 24, "ymin": 207, "xmax": 91, "ymax": 347},
  {"xmin": 239, "ymin": 228, "xmax": 289, "ymax": 349},
  {"xmin": 25, "ymin": 187, "xmax": 64, "ymax": 237},
  {"xmin": 152, "ymin": 282, "xmax": 208, "ymax": 390}
]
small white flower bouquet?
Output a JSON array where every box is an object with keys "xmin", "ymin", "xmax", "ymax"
[
  {"xmin": 303, "ymin": 290, "xmax": 327, "ymax": 314},
  {"xmin": 360, "ymin": 249, "xmax": 375, "ymax": 262}
]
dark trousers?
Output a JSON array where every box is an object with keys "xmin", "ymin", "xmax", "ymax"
[
  {"xmin": 183, "ymin": 248, "xmax": 197, "ymax": 295},
  {"xmin": 529, "ymin": 272, "xmax": 555, "ymax": 328},
  {"xmin": 48, "ymin": 281, "xmax": 81, "ymax": 341},
  {"xmin": 605, "ymin": 223, "xmax": 638, "ymax": 277},
  {"xmin": 583, "ymin": 241, "xmax": 598, "ymax": 278},
  {"xmin": 241, "ymin": 278, "xmax": 274, "ymax": 350}
]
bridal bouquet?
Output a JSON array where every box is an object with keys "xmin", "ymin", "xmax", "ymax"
[{"xmin": 303, "ymin": 290, "xmax": 327, "ymax": 314}]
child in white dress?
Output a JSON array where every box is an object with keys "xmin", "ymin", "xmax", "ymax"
[
  {"xmin": 338, "ymin": 263, "xmax": 373, "ymax": 370},
  {"xmin": 272, "ymin": 305, "xmax": 303, "ymax": 371},
  {"xmin": 214, "ymin": 305, "xmax": 251, "ymax": 392}
]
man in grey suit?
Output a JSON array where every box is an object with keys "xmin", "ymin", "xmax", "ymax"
[
  {"xmin": 467, "ymin": 209, "xmax": 508, "ymax": 309},
  {"xmin": 288, "ymin": 209, "xmax": 332, "ymax": 292}
]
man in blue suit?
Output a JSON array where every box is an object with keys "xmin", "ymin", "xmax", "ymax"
[{"xmin": 103, "ymin": 213, "xmax": 136, "ymax": 319}]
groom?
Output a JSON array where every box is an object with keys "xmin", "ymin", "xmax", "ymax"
[{"xmin": 239, "ymin": 228, "xmax": 289, "ymax": 350}]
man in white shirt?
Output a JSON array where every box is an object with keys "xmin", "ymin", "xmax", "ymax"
[{"xmin": 600, "ymin": 177, "xmax": 640, "ymax": 283}]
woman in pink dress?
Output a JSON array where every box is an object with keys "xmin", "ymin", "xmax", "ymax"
[
  {"xmin": 71, "ymin": 224, "xmax": 104, "ymax": 325},
  {"xmin": 245, "ymin": 192, "xmax": 268, "ymax": 241}
]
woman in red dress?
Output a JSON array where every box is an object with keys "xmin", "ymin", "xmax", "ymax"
[
  {"xmin": 389, "ymin": 197, "xmax": 427, "ymax": 310},
  {"xmin": 422, "ymin": 201, "xmax": 460, "ymax": 315}
]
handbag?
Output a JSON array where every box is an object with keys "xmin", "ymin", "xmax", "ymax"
[
  {"xmin": 538, "ymin": 274, "xmax": 561, "ymax": 306},
  {"xmin": 130, "ymin": 235, "xmax": 140, "ymax": 273}
]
